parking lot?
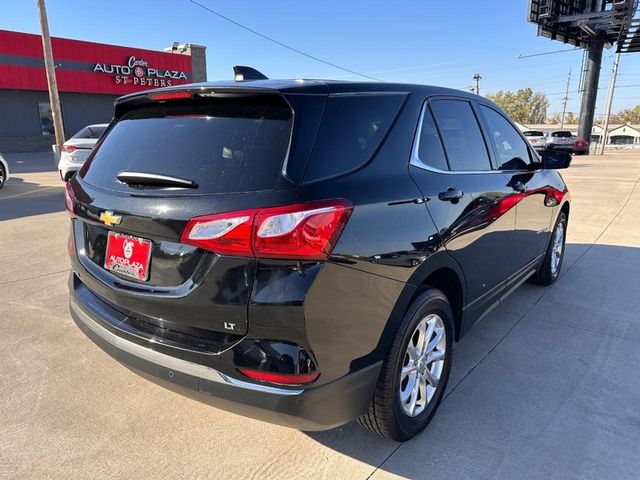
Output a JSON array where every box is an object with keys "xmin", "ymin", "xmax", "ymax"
[{"xmin": 1, "ymin": 150, "xmax": 639, "ymax": 479}]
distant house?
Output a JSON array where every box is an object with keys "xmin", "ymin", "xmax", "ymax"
[
  {"xmin": 607, "ymin": 124, "xmax": 640, "ymax": 145},
  {"xmin": 591, "ymin": 124, "xmax": 604, "ymax": 143}
]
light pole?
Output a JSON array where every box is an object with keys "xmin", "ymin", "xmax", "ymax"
[{"xmin": 473, "ymin": 73, "xmax": 482, "ymax": 96}]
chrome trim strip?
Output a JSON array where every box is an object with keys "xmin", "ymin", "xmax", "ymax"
[{"xmin": 70, "ymin": 300, "xmax": 304, "ymax": 396}]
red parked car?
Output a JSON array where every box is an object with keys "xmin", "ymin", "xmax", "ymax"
[{"xmin": 573, "ymin": 138, "xmax": 590, "ymax": 155}]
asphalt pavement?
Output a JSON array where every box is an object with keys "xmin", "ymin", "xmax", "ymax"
[{"xmin": 1, "ymin": 151, "xmax": 639, "ymax": 479}]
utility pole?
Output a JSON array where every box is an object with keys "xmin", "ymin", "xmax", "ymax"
[
  {"xmin": 36, "ymin": 0, "xmax": 65, "ymax": 150},
  {"xmin": 598, "ymin": 52, "xmax": 621, "ymax": 155},
  {"xmin": 473, "ymin": 73, "xmax": 482, "ymax": 96},
  {"xmin": 560, "ymin": 68, "xmax": 571, "ymax": 130}
]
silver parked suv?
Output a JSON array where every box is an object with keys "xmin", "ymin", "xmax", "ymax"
[{"xmin": 545, "ymin": 131, "xmax": 574, "ymax": 153}]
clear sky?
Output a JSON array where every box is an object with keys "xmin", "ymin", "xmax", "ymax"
[{"xmin": 2, "ymin": 0, "xmax": 639, "ymax": 118}]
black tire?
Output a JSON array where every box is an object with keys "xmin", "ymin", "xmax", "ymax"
[
  {"xmin": 359, "ymin": 289, "xmax": 454, "ymax": 441},
  {"xmin": 0, "ymin": 163, "xmax": 5, "ymax": 189},
  {"xmin": 531, "ymin": 211, "xmax": 567, "ymax": 285}
]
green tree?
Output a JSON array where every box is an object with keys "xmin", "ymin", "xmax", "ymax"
[
  {"xmin": 610, "ymin": 105, "xmax": 640, "ymax": 124},
  {"xmin": 485, "ymin": 88, "xmax": 550, "ymax": 124}
]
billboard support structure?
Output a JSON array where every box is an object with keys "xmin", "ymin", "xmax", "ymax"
[
  {"xmin": 577, "ymin": 37, "xmax": 604, "ymax": 142},
  {"xmin": 528, "ymin": 0, "xmax": 638, "ymax": 145}
]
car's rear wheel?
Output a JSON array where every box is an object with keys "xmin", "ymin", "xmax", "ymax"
[
  {"xmin": 532, "ymin": 211, "xmax": 567, "ymax": 285},
  {"xmin": 359, "ymin": 289, "xmax": 453, "ymax": 441},
  {"xmin": 0, "ymin": 163, "xmax": 6, "ymax": 189}
]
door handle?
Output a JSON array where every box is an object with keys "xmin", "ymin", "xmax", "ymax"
[
  {"xmin": 512, "ymin": 181, "xmax": 527, "ymax": 193},
  {"xmin": 438, "ymin": 188, "xmax": 464, "ymax": 202}
]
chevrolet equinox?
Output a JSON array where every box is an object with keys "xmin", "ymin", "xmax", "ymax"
[{"xmin": 67, "ymin": 71, "xmax": 571, "ymax": 441}]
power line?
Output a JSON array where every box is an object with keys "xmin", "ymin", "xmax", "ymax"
[
  {"xmin": 516, "ymin": 48, "xmax": 580, "ymax": 59},
  {"xmin": 188, "ymin": 0, "xmax": 383, "ymax": 82}
]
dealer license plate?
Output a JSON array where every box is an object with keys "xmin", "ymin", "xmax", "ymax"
[{"xmin": 104, "ymin": 231, "xmax": 152, "ymax": 281}]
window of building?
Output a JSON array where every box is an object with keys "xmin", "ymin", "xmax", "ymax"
[{"xmin": 38, "ymin": 101, "xmax": 55, "ymax": 136}]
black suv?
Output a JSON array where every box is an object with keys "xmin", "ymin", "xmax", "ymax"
[{"xmin": 67, "ymin": 75, "xmax": 571, "ymax": 441}]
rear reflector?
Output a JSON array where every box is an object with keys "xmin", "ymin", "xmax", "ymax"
[
  {"xmin": 181, "ymin": 199, "xmax": 352, "ymax": 260},
  {"xmin": 148, "ymin": 91, "xmax": 192, "ymax": 101},
  {"xmin": 238, "ymin": 368, "xmax": 319, "ymax": 386}
]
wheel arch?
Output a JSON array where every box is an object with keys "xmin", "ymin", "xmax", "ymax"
[{"xmin": 384, "ymin": 252, "xmax": 467, "ymax": 351}]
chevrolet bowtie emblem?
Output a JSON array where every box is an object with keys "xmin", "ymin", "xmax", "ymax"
[{"xmin": 99, "ymin": 210, "xmax": 122, "ymax": 227}]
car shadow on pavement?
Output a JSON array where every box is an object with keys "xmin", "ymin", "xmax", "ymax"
[
  {"xmin": 304, "ymin": 243, "xmax": 640, "ymax": 479},
  {"xmin": 3, "ymin": 152, "xmax": 57, "ymax": 174},
  {"xmin": 0, "ymin": 178, "xmax": 65, "ymax": 221}
]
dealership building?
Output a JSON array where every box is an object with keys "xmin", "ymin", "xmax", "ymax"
[{"xmin": 0, "ymin": 29, "xmax": 207, "ymax": 152}]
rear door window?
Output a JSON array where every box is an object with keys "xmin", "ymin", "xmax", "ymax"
[
  {"xmin": 430, "ymin": 100, "xmax": 492, "ymax": 171},
  {"xmin": 81, "ymin": 96, "xmax": 292, "ymax": 194},
  {"xmin": 302, "ymin": 93, "xmax": 405, "ymax": 182},
  {"xmin": 415, "ymin": 106, "xmax": 449, "ymax": 171}
]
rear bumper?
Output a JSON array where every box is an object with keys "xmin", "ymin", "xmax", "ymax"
[
  {"xmin": 58, "ymin": 153, "xmax": 88, "ymax": 179},
  {"xmin": 69, "ymin": 280, "xmax": 381, "ymax": 431}
]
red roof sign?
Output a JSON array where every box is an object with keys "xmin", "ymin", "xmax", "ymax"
[{"xmin": 0, "ymin": 30, "xmax": 193, "ymax": 95}]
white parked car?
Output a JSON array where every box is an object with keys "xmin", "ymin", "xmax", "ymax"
[
  {"xmin": 0, "ymin": 152, "xmax": 9, "ymax": 189},
  {"xmin": 58, "ymin": 124, "xmax": 108, "ymax": 181}
]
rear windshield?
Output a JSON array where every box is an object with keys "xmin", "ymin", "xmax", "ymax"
[
  {"xmin": 551, "ymin": 131, "xmax": 572, "ymax": 138},
  {"xmin": 80, "ymin": 96, "xmax": 292, "ymax": 194},
  {"xmin": 523, "ymin": 131, "xmax": 544, "ymax": 137},
  {"xmin": 72, "ymin": 125, "xmax": 106, "ymax": 139}
]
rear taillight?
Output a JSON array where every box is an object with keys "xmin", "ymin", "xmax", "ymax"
[
  {"xmin": 61, "ymin": 145, "xmax": 77, "ymax": 153},
  {"xmin": 181, "ymin": 199, "xmax": 352, "ymax": 260},
  {"xmin": 238, "ymin": 368, "xmax": 319, "ymax": 386},
  {"xmin": 64, "ymin": 181, "xmax": 75, "ymax": 215},
  {"xmin": 548, "ymin": 187, "xmax": 568, "ymax": 205}
]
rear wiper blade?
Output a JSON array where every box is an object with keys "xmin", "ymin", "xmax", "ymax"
[{"xmin": 116, "ymin": 172, "xmax": 198, "ymax": 189}]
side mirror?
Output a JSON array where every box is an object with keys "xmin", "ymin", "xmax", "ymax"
[{"xmin": 542, "ymin": 149, "xmax": 572, "ymax": 170}]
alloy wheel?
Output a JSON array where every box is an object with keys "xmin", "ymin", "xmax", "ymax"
[
  {"xmin": 551, "ymin": 222, "xmax": 564, "ymax": 275},
  {"xmin": 399, "ymin": 313, "xmax": 446, "ymax": 417}
]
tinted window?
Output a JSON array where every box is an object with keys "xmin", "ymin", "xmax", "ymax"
[
  {"xmin": 430, "ymin": 100, "xmax": 491, "ymax": 171},
  {"xmin": 551, "ymin": 131, "xmax": 573, "ymax": 138},
  {"xmin": 81, "ymin": 97, "xmax": 292, "ymax": 194},
  {"xmin": 416, "ymin": 106, "xmax": 448, "ymax": 170},
  {"xmin": 523, "ymin": 130, "xmax": 544, "ymax": 137},
  {"xmin": 72, "ymin": 125, "xmax": 106, "ymax": 139},
  {"xmin": 303, "ymin": 94, "xmax": 405, "ymax": 182},
  {"xmin": 480, "ymin": 105, "xmax": 531, "ymax": 170}
]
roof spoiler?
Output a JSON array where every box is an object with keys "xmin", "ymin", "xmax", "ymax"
[{"xmin": 233, "ymin": 65, "xmax": 268, "ymax": 81}]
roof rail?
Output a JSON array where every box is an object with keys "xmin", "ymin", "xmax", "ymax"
[{"xmin": 233, "ymin": 66, "xmax": 269, "ymax": 81}]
